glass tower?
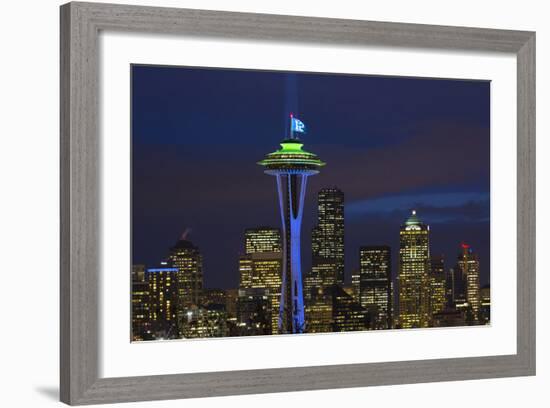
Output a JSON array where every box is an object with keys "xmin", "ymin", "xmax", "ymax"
[
  {"xmin": 311, "ymin": 188, "xmax": 345, "ymax": 287},
  {"xmin": 359, "ymin": 246, "xmax": 392, "ymax": 329}
]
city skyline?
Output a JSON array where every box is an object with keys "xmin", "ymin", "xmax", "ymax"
[
  {"xmin": 132, "ymin": 65, "xmax": 490, "ymax": 290},
  {"xmin": 131, "ymin": 64, "xmax": 490, "ymax": 339},
  {"xmin": 132, "ymin": 202, "xmax": 489, "ymax": 340}
]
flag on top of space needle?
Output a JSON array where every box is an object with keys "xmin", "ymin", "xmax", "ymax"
[{"xmin": 289, "ymin": 113, "xmax": 306, "ymax": 138}]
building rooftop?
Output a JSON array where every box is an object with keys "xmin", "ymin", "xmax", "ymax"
[
  {"xmin": 171, "ymin": 239, "xmax": 198, "ymax": 250},
  {"xmin": 404, "ymin": 209, "xmax": 422, "ymax": 226}
]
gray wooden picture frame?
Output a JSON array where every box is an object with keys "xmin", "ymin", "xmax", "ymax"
[{"xmin": 60, "ymin": 1, "xmax": 536, "ymax": 405}]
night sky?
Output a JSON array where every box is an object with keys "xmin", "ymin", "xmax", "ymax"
[{"xmin": 131, "ymin": 65, "xmax": 490, "ymax": 289}]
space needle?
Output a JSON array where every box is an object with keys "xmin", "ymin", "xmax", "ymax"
[{"xmin": 258, "ymin": 114, "xmax": 325, "ymax": 334}]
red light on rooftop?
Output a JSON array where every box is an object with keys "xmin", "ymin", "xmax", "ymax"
[{"xmin": 461, "ymin": 243, "xmax": 470, "ymax": 250}]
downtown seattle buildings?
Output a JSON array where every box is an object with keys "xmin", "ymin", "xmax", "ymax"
[
  {"xmin": 131, "ymin": 119, "xmax": 488, "ymax": 340},
  {"xmin": 131, "ymin": 206, "xmax": 490, "ymax": 340}
]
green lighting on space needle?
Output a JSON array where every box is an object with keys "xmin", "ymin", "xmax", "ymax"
[{"xmin": 258, "ymin": 140, "xmax": 325, "ymax": 172}]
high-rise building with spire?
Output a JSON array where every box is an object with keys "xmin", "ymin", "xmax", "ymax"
[
  {"xmin": 168, "ymin": 235, "xmax": 203, "ymax": 314},
  {"xmin": 397, "ymin": 210, "xmax": 431, "ymax": 328}
]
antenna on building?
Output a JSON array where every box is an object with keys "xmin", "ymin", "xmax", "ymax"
[{"xmin": 180, "ymin": 228, "xmax": 191, "ymax": 240}]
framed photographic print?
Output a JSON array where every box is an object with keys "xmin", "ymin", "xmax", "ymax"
[{"xmin": 60, "ymin": 2, "xmax": 535, "ymax": 405}]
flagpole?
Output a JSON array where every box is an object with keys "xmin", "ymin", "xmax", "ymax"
[{"xmin": 289, "ymin": 112, "xmax": 294, "ymax": 139}]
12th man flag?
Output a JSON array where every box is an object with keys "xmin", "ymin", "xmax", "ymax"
[{"xmin": 291, "ymin": 117, "xmax": 306, "ymax": 134}]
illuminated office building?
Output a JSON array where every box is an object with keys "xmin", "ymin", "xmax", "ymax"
[
  {"xmin": 432, "ymin": 309, "xmax": 466, "ymax": 327},
  {"xmin": 245, "ymin": 227, "xmax": 281, "ymax": 255},
  {"xmin": 180, "ymin": 304, "xmax": 228, "ymax": 338},
  {"xmin": 450, "ymin": 265, "xmax": 466, "ymax": 308},
  {"xmin": 359, "ymin": 246, "xmax": 392, "ymax": 329},
  {"xmin": 258, "ymin": 128, "xmax": 324, "ymax": 334},
  {"xmin": 458, "ymin": 244, "xmax": 481, "ymax": 322},
  {"xmin": 239, "ymin": 228, "xmax": 282, "ymax": 334},
  {"xmin": 304, "ymin": 274, "xmax": 333, "ymax": 333},
  {"xmin": 224, "ymin": 288, "xmax": 239, "ymax": 334},
  {"xmin": 479, "ymin": 285, "xmax": 491, "ymax": 324},
  {"xmin": 225, "ymin": 288, "xmax": 239, "ymax": 318},
  {"xmin": 132, "ymin": 263, "xmax": 146, "ymax": 282},
  {"xmin": 168, "ymin": 236, "xmax": 203, "ymax": 313},
  {"xmin": 235, "ymin": 288, "xmax": 272, "ymax": 336},
  {"xmin": 304, "ymin": 289, "xmax": 333, "ymax": 333},
  {"xmin": 445, "ymin": 266, "xmax": 455, "ymax": 308},
  {"xmin": 146, "ymin": 267, "xmax": 178, "ymax": 339},
  {"xmin": 351, "ymin": 270, "xmax": 361, "ymax": 304},
  {"xmin": 342, "ymin": 285, "xmax": 355, "ymax": 298},
  {"xmin": 310, "ymin": 188, "xmax": 345, "ymax": 287},
  {"xmin": 238, "ymin": 255, "xmax": 254, "ymax": 289},
  {"xmin": 250, "ymin": 252, "xmax": 282, "ymax": 335},
  {"xmin": 397, "ymin": 210, "xmax": 431, "ymax": 328},
  {"xmin": 201, "ymin": 288, "xmax": 227, "ymax": 307},
  {"xmin": 302, "ymin": 188, "xmax": 345, "ymax": 329},
  {"xmin": 430, "ymin": 255, "xmax": 447, "ymax": 316},
  {"xmin": 131, "ymin": 264, "xmax": 152, "ymax": 341},
  {"xmin": 303, "ymin": 271, "xmax": 324, "ymax": 302},
  {"xmin": 329, "ymin": 285, "xmax": 369, "ymax": 332}
]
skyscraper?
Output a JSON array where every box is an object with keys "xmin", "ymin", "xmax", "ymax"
[
  {"xmin": 168, "ymin": 236, "xmax": 203, "ymax": 319},
  {"xmin": 329, "ymin": 284, "xmax": 369, "ymax": 332},
  {"xmin": 430, "ymin": 255, "xmax": 447, "ymax": 317},
  {"xmin": 146, "ymin": 267, "xmax": 178, "ymax": 339},
  {"xmin": 240, "ymin": 227, "xmax": 282, "ymax": 334},
  {"xmin": 304, "ymin": 290, "xmax": 333, "ymax": 333},
  {"xmin": 238, "ymin": 255, "xmax": 254, "ymax": 289},
  {"xmin": 245, "ymin": 227, "xmax": 281, "ymax": 254},
  {"xmin": 250, "ymin": 252, "xmax": 283, "ymax": 334},
  {"xmin": 311, "ymin": 188, "xmax": 345, "ymax": 286},
  {"xmin": 398, "ymin": 210, "xmax": 431, "ymax": 328},
  {"xmin": 235, "ymin": 288, "xmax": 273, "ymax": 336},
  {"xmin": 444, "ymin": 265, "xmax": 455, "ymax": 308},
  {"xmin": 351, "ymin": 270, "xmax": 361, "ymax": 304},
  {"xmin": 131, "ymin": 264, "xmax": 152, "ymax": 341},
  {"xmin": 450, "ymin": 265, "xmax": 467, "ymax": 309},
  {"xmin": 180, "ymin": 304, "xmax": 228, "ymax": 338},
  {"xmin": 458, "ymin": 243, "xmax": 481, "ymax": 322},
  {"xmin": 258, "ymin": 121, "xmax": 325, "ymax": 334},
  {"xmin": 359, "ymin": 246, "xmax": 392, "ymax": 329},
  {"xmin": 201, "ymin": 288, "xmax": 227, "ymax": 307},
  {"xmin": 479, "ymin": 285, "xmax": 491, "ymax": 324}
]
